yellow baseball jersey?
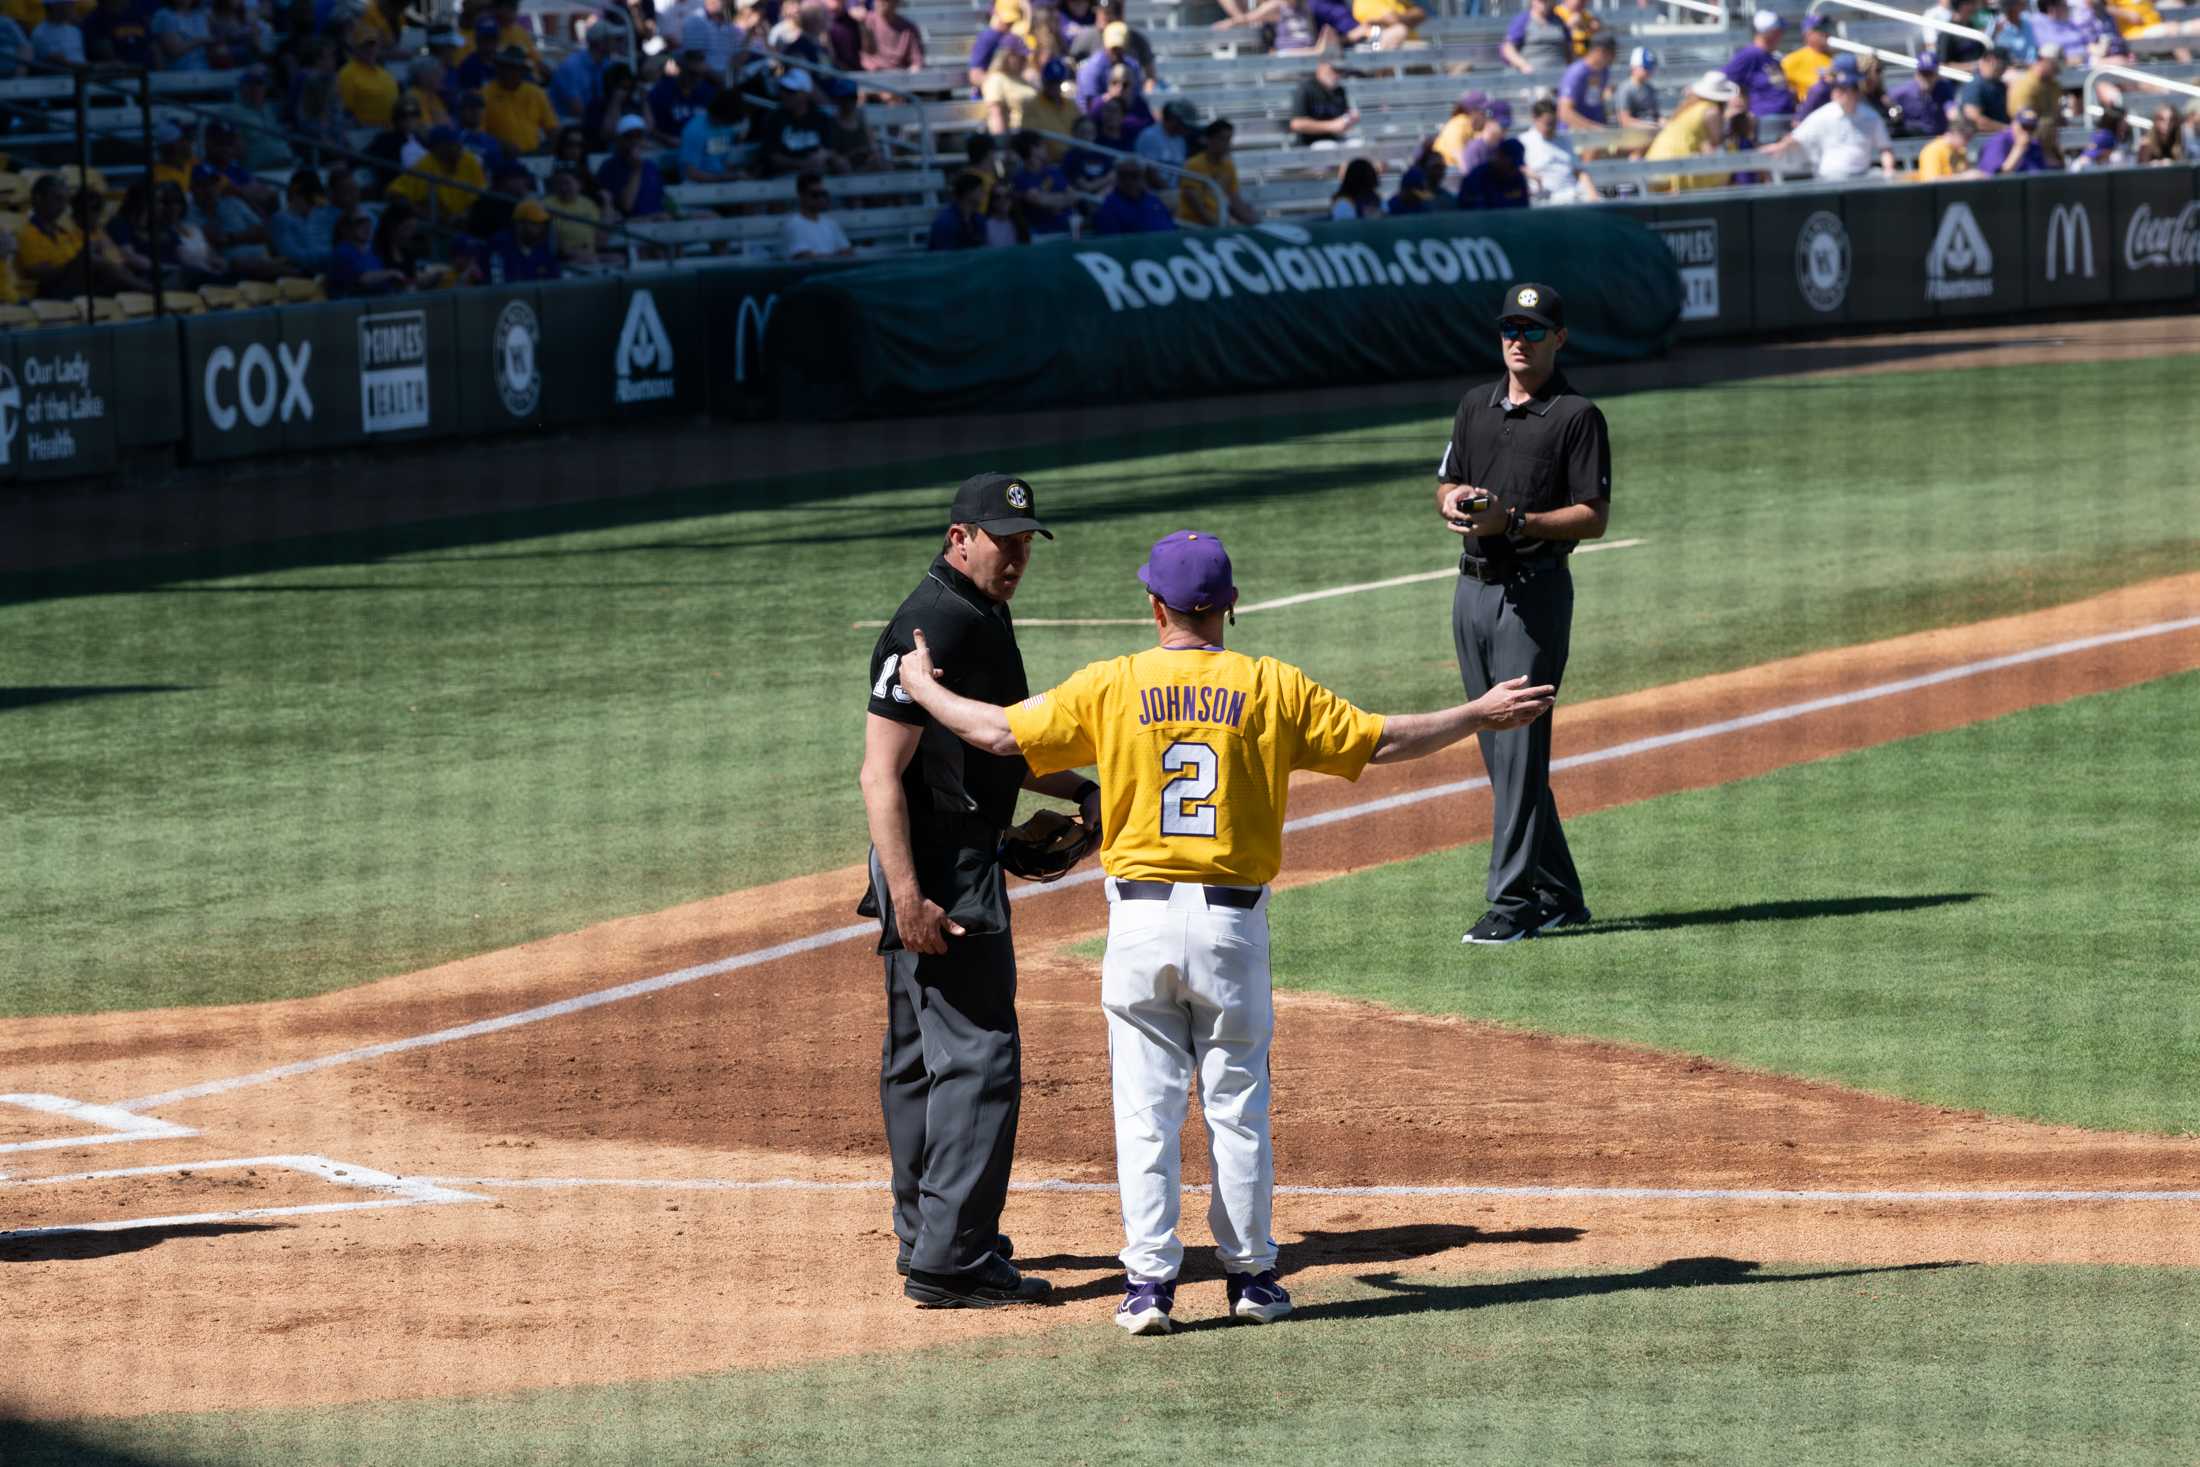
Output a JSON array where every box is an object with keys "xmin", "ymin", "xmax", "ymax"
[{"xmin": 1004, "ymin": 646, "xmax": 1385, "ymax": 887}]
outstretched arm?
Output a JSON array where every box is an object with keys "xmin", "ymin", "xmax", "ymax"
[
  {"xmin": 1368, "ymin": 675, "xmax": 1555, "ymax": 764},
  {"xmin": 895, "ymin": 628, "xmax": 1020, "ymax": 756}
]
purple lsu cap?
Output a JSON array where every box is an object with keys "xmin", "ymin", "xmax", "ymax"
[
  {"xmin": 1138, "ymin": 530, "xmax": 1237, "ymax": 615},
  {"xmin": 1457, "ymin": 87, "xmax": 1491, "ymax": 112}
]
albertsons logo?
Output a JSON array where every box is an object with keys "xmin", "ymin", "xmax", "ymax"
[
  {"xmin": 615, "ymin": 289, "xmax": 675, "ymax": 404},
  {"xmin": 1926, "ymin": 203, "xmax": 1994, "ymax": 301}
]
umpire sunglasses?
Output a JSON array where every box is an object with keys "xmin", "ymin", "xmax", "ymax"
[{"xmin": 1498, "ymin": 320, "xmax": 1551, "ymax": 342}]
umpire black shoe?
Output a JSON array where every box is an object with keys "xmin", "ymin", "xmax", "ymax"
[
  {"xmin": 897, "ymin": 1234, "xmax": 1013, "ymax": 1278},
  {"xmin": 904, "ymin": 1258, "xmax": 1053, "ymax": 1309},
  {"xmin": 1532, "ymin": 893, "xmax": 1593, "ymax": 935},
  {"xmin": 1461, "ymin": 909, "xmax": 1534, "ymax": 945}
]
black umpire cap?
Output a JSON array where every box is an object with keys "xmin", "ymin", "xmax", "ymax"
[
  {"xmin": 1498, "ymin": 281, "xmax": 1564, "ymax": 330},
  {"xmin": 950, "ymin": 472, "xmax": 1055, "ymax": 539}
]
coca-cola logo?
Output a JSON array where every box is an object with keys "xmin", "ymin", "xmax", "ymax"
[{"xmin": 2124, "ymin": 203, "xmax": 2200, "ymax": 271}]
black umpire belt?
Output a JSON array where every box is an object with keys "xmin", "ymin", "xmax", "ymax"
[
  {"xmin": 1459, "ymin": 553, "xmax": 1569, "ymax": 585},
  {"xmin": 1112, "ymin": 879, "xmax": 1262, "ymax": 909}
]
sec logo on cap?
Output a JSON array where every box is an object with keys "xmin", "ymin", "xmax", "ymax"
[
  {"xmin": 1518, "ymin": 288, "xmax": 1540, "ymax": 308},
  {"xmin": 1007, "ymin": 482, "xmax": 1030, "ymax": 509}
]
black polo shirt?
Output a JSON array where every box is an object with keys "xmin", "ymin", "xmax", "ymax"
[
  {"xmin": 867, "ymin": 555, "xmax": 1031, "ymax": 846},
  {"xmin": 1291, "ymin": 76, "xmax": 1350, "ymax": 145},
  {"xmin": 1438, "ymin": 371, "xmax": 1611, "ymax": 572}
]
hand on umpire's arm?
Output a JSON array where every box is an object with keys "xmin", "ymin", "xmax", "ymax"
[
  {"xmin": 1368, "ymin": 677, "xmax": 1556, "ymax": 764},
  {"xmin": 898, "ymin": 629, "xmax": 1022, "ymax": 757}
]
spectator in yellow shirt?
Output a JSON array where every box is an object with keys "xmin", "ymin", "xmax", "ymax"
[
  {"xmin": 546, "ymin": 166, "xmax": 603, "ymax": 261},
  {"xmin": 1645, "ymin": 70, "xmax": 1738, "ymax": 191},
  {"xmin": 1350, "ymin": 0, "xmax": 1424, "ymax": 49},
  {"xmin": 1915, "ymin": 114, "xmax": 1977, "ymax": 175},
  {"xmin": 385, "ymin": 125, "xmax": 489, "ymax": 222},
  {"xmin": 1176, "ymin": 117, "xmax": 1258, "ymax": 226},
  {"xmin": 483, "ymin": 45, "xmax": 559, "ymax": 154},
  {"xmin": 1782, "ymin": 12, "xmax": 1837, "ymax": 99},
  {"xmin": 338, "ymin": 32, "xmax": 400, "ymax": 127},
  {"xmin": 146, "ymin": 130, "xmax": 195, "ymax": 199},
  {"xmin": 491, "ymin": 0, "xmax": 543, "ymax": 70},
  {"xmin": 0, "ymin": 226, "xmax": 20, "ymax": 305},
  {"xmin": 1433, "ymin": 89, "xmax": 1491, "ymax": 172}
]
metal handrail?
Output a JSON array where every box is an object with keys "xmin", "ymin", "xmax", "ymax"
[
  {"xmin": 1021, "ymin": 126, "xmax": 1234, "ymax": 222},
  {"xmin": 2084, "ymin": 61, "xmax": 2200, "ymax": 130}
]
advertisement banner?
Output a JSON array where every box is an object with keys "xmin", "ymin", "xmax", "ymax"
[
  {"xmin": 0, "ymin": 326, "xmax": 119, "ymax": 480},
  {"xmin": 2108, "ymin": 165, "xmax": 2200, "ymax": 305},
  {"xmin": 184, "ymin": 310, "xmax": 294, "ymax": 463},
  {"xmin": 610, "ymin": 273, "xmax": 706, "ymax": 419},
  {"xmin": 1749, "ymin": 191, "xmax": 1853, "ymax": 331},
  {"xmin": 2024, "ymin": 172, "xmax": 2115, "ymax": 311},
  {"xmin": 1841, "ymin": 185, "xmax": 1936, "ymax": 327},
  {"xmin": 453, "ymin": 285, "xmax": 546, "ymax": 434},
  {"xmin": 1925, "ymin": 179, "xmax": 2025, "ymax": 318},
  {"xmin": 354, "ymin": 298, "xmax": 458, "ymax": 441},
  {"xmin": 699, "ymin": 259, "xmax": 865, "ymax": 418},
  {"xmin": 770, "ymin": 210, "xmax": 1682, "ymax": 418},
  {"xmin": 1635, "ymin": 199, "xmax": 1754, "ymax": 339}
]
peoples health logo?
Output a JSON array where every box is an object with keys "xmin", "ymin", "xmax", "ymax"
[
  {"xmin": 615, "ymin": 289, "xmax": 675, "ymax": 404},
  {"xmin": 1794, "ymin": 211, "xmax": 1849, "ymax": 313},
  {"xmin": 1654, "ymin": 218, "xmax": 1720, "ymax": 321},
  {"xmin": 494, "ymin": 300, "xmax": 542, "ymax": 418},
  {"xmin": 2045, "ymin": 203, "xmax": 2096, "ymax": 282},
  {"xmin": 2124, "ymin": 202, "xmax": 2200, "ymax": 271},
  {"xmin": 1925, "ymin": 202, "xmax": 1995, "ymax": 301}
]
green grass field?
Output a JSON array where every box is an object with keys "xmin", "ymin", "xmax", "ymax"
[
  {"xmin": 5, "ymin": 356, "xmax": 2197, "ymax": 1015},
  {"xmin": 9, "ymin": 1262, "xmax": 2196, "ymax": 1466},
  {"xmin": 1265, "ymin": 671, "xmax": 2200, "ymax": 1134}
]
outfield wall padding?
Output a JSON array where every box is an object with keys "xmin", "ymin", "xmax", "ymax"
[
  {"xmin": 6, "ymin": 170, "xmax": 2198, "ymax": 483},
  {"xmin": 767, "ymin": 210, "xmax": 1685, "ymax": 418}
]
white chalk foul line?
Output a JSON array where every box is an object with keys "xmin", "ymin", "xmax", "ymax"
[
  {"xmin": 0, "ymin": 1154, "xmax": 487, "ymax": 1239},
  {"xmin": 113, "ymin": 612, "xmax": 2200, "ymax": 1116},
  {"xmin": 854, "ymin": 540, "xmax": 1648, "ymax": 629},
  {"xmin": 0, "ymin": 1093, "xmax": 197, "ymax": 1154},
  {"xmin": 419, "ymin": 1175, "xmax": 2200, "ymax": 1205}
]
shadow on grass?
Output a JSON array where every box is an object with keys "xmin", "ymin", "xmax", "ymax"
[
  {"xmin": 1542, "ymin": 893, "xmax": 1988, "ymax": 938},
  {"xmin": 0, "ymin": 685, "xmax": 196, "ymax": 712},
  {"xmin": 1172, "ymin": 1257, "xmax": 1969, "ymax": 1332},
  {"xmin": 1035, "ymin": 1221, "xmax": 1584, "ymax": 1304},
  {"xmin": 0, "ymin": 1420, "xmax": 191, "ymax": 1467},
  {"xmin": 0, "ymin": 1221, "xmax": 287, "ymax": 1264}
]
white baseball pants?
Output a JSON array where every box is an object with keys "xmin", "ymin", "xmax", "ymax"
[{"xmin": 1101, "ymin": 880, "xmax": 1277, "ymax": 1282}]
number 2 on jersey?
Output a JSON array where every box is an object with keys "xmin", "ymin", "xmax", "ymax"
[{"xmin": 1159, "ymin": 740, "xmax": 1218, "ymax": 837}]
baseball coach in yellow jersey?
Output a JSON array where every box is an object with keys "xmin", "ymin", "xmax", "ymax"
[{"xmin": 893, "ymin": 530, "xmax": 1554, "ymax": 1336}]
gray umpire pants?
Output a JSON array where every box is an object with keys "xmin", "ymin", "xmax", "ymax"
[
  {"xmin": 1452, "ymin": 562, "xmax": 1584, "ymax": 922},
  {"xmin": 873, "ymin": 858, "xmax": 1021, "ymax": 1278}
]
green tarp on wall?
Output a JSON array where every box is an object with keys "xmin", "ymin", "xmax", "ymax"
[{"xmin": 770, "ymin": 209, "xmax": 1684, "ymax": 418}]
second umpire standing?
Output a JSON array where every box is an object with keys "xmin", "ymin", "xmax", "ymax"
[
  {"xmin": 1436, "ymin": 282, "xmax": 1613, "ymax": 946},
  {"xmin": 857, "ymin": 473, "xmax": 1097, "ymax": 1308}
]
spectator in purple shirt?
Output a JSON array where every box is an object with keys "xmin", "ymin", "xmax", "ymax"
[
  {"xmin": 1306, "ymin": 0, "xmax": 1364, "ymax": 44},
  {"xmin": 1075, "ymin": 21, "xmax": 1143, "ymax": 113},
  {"xmin": 1975, "ymin": 104, "xmax": 2051, "ymax": 169},
  {"xmin": 1886, "ymin": 50, "xmax": 1956, "ymax": 135},
  {"xmin": 1501, "ymin": 0, "xmax": 1572, "ymax": 73},
  {"xmin": 598, "ymin": 114, "xmax": 669, "ymax": 217},
  {"xmin": 1723, "ymin": 9, "xmax": 1796, "ymax": 116},
  {"xmin": 1557, "ymin": 32, "xmax": 1615, "ymax": 133},
  {"xmin": 1456, "ymin": 136, "xmax": 1530, "ymax": 208},
  {"xmin": 1458, "ymin": 97, "xmax": 1512, "ymax": 173},
  {"xmin": 1797, "ymin": 49, "xmax": 1857, "ymax": 118},
  {"xmin": 1091, "ymin": 156, "xmax": 1174, "ymax": 233},
  {"xmin": 2024, "ymin": 0, "xmax": 2088, "ymax": 57}
]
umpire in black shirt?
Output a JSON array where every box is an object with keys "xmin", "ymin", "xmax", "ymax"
[
  {"xmin": 1436, "ymin": 282, "xmax": 1612, "ymax": 946},
  {"xmin": 858, "ymin": 472, "xmax": 1098, "ymax": 1307}
]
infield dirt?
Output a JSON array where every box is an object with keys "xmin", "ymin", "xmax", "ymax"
[{"xmin": 4, "ymin": 573, "xmax": 2198, "ymax": 1420}]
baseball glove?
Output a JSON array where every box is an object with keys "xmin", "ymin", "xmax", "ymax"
[{"xmin": 998, "ymin": 809, "xmax": 1101, "ymax": 883}]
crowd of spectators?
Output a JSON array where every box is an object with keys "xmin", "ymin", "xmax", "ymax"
[{"xmin": 0, "ymin": 0, "xmax": 2194, "ymax": 290}]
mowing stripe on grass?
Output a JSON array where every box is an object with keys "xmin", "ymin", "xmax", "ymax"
[
  {"xmin": 112, "ymin": 612, "xmax": 2200, "ymax": 1116},
  {"xmin": 851, "ymin": 538, "xmax": 1648, "ymax": 628},
  {"xmin": 414, "ymin": 1174, "xmax": 2200, "ymax": 1204}
]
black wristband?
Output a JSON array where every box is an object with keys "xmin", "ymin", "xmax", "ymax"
[
  {"xmin": 1073, "ymin": 779, "xmax": 1101, "ymax": 805},
  {"xmin": 1508, "ymin": 506, "xmax": 1527, "ymax": 537}
]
